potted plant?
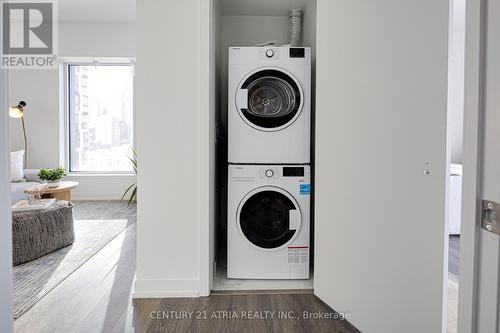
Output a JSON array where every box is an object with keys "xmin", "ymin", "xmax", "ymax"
[{"xmin": 38, "ymin": 167, "xmax": 66, "ymax": 187}]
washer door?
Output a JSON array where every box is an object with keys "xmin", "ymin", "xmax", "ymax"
[
  {"xmin": 237, "ymin": 187, "xmax": 301, "ymax": 250},
  {"xmin": 235, "ymin": 69, "xmax": 303, "ymax": 131}
]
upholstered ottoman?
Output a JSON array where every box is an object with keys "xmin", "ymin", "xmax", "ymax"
[{"xmin": 12, "ymin": 201, "xmax": 75, "ymax": 265}]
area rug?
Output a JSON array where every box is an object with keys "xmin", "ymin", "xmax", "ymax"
[{"xmin": 13, "ymin": 218, "xmax": 134, "ymax": 318}]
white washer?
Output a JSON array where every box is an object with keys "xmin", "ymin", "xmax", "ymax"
[
  {"xmin": 227, "ymin": 164, "xmax": 310, "ymax": 279},
  {"xmin": 228, "ymin": 47, "xmax": 311, "ymax": 164}
]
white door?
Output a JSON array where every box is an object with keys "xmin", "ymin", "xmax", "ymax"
[
  {"xmin": 314, "ymin": 1, "xmax": 450, "ymax": 332},
  {"xmin": 474, "ymin": 0, "xmax": 500, "ymax": 330}
]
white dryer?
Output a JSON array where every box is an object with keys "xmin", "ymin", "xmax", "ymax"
[
  {"xmin": 227, "ymin": 164, "xmax": 310, "ymax": 279},
  {"xmin": 228, "ymin": 47, "xmax": 311, "ymax": 164}
]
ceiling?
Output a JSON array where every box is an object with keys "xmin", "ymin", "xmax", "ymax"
[
  {"xmin": 59, "ymin": 0, "xmax": 135, "ymax": 23},
  {"xmin": 220, "ymin": 0, "xmax": 313, "ymax": 16},
  {"xmin": 58, "ymin": 0, "xmax": 312, "ymax": 23}
]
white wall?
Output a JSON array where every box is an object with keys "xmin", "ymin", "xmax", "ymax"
[
  {"xmin": 1, "ymin": 68, "xmax": 13, "ymax": 333},
  {"xmin": 9, "ymin": 22, "xmax": 136, "ymax": 199},
  {"xmin": 9, "ymin": 70, "xmax": 59, "ymax": 168},
  {"xmin": 59, "ymin": 23, "xmax": 136, "ymax": 58},
  {"xmin": 134, "ymin": 0, "xmax": 201, "ymax": 297},
  {"xmin": 448, "ymin": 0, "xmax": 466, "ymax": 164}
]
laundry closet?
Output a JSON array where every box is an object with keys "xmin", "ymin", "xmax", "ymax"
[{"xmin": 211, "ymin": 0, "xmax": 317, "ymax": 291}]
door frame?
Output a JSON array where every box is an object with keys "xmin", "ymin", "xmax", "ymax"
[
  {"xmin": 199, "ymin": 1, "xmax": 487, "ymax": 331},
  {"xmin": 0, "ymin": 67, "xmax": 14, "ymax": 332},
  {"xmin": 199, "ymin": 0, "xmax": 214, "ymax": 297},
  {"xmin": 457, "ymin": 0, "xmax": 484, "ymax": 331}
]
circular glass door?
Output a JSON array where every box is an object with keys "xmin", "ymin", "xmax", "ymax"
[
  {"xmin": 238, "ymin": 188, "xmax": 301, "ymax": 249},
  {"xmin": 237, "ymin": 69, "xmax": 303, "ymax": 131}
]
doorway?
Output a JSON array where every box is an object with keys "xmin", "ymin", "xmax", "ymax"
[
  {"xmin": 447, "ymin": 0, "xmax": 466, "ymax": 330},
  {"xmin": 209, "ymin": 0, "xmax": 317, "ymax": 293}
]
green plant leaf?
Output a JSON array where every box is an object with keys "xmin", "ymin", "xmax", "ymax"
[
  {"xmin": 38, "ymin": 167, "xmax": 66, "ymax": 181},
  {"xmin": 127, "ymin": 186, "xmax": 137, "ymax": 207},
  {"xmin": 122, "ymin": 148, "xmax": 137, "ymax": 206},
  {"xmin": 121, "ymin": 183, "xmax": 135, "ymax": 201}
]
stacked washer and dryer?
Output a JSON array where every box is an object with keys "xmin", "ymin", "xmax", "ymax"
[{"xmin": 227, "ymin": 47, "xmax": 311, "ymax": 280}]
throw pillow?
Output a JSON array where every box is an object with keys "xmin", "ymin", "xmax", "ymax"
[{"xmin": 11, "ymin": 150, "xmax": 25, "ymax": 182}]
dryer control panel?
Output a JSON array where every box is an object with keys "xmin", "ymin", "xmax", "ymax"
[
  {"xmin": 260, "ymin": 47, "xmax": 280, "ymax": 60},
  {"xmin": 289, "ymin": 48, "xmax": 305, "ymax": 58},
  {"xmin": 229, "ymin": 46, "xmax": 311, "ymax": 66},
  {"xmin": 259, "ymin": 47, "xmax": 307, "ymax": 60}
]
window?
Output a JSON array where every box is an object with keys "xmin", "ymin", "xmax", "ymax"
[{"xmin": 67, "ymin": 64, "xmax": 134, "ymax": 173}]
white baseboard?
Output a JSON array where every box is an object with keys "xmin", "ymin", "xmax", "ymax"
[
  {"xmin": 66, "ymin": 174, "xmax": 136, "ymax": 201},
  {"xmin": 72, "ymin": 192, "xmax": 125, "ymax": 201},
  {"xmin": 132, "ymin": 278, "xmax": 200, "ymax": 298}
]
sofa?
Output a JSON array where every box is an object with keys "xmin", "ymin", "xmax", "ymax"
[{"xmin": 11, "ymin": 169, "xmax": 41, "ymax": 204}]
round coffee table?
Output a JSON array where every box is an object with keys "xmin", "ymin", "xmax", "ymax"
[{"xmin": 40, "ymin": 181, "xmax": 79, "ymax": 201}]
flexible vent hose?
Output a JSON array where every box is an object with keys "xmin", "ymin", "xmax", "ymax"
[{"xmin": 288, "ymin": 8, "xmax": 302, "ymax": 46}]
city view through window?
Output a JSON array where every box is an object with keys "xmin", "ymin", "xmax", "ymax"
[{"xmin": 68, "ymin": 64, "xmax": 134, "ymax": 172}]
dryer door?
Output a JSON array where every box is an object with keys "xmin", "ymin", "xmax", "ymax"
[
  {"xmin": 237, "ymin": 187, "xmax": 301, "ymax": 250},
  {"xmin": 235, "ymin": 69, "xmax": 303, "ymax": 131}
]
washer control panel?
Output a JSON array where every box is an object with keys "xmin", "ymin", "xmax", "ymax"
[
  {"xmin": 258, "ymin": 166, "xmax": 307, "ymax": 179},
  {"xmin": 283, "ymin": 166, "xmax": 305, "ymax": 177},
  {"xmin": 259, "ymin": 167, "xmax": 278, "ymax": 179}
]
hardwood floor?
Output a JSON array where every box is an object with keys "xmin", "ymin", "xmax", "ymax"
[
  {"xmin": 14, "ymin": 223, "xmax": 137, "ymax": 333},
  {"xmin": 14, "ymin": 221, "xmax": 359, "ymax": 333},
  {"xmin": 13, "ymin": 204, "xmax": 459, "ymax": 333},
  {"xmin": 447, "ymin": 236, "xmax": 460, "ymax": 333},
  {"xmin": 133, "ymin": 294, "xmax": 359, "ymax": 333}
]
